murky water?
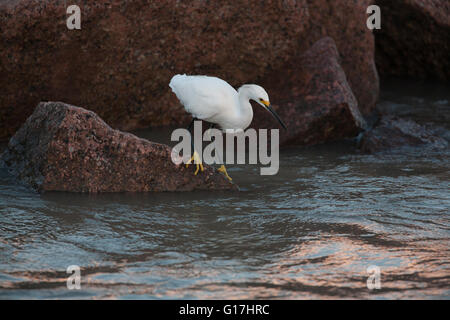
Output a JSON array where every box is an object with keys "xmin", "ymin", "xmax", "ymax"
[{"xmin": 0, "ymin": 79, "xmax": 449, "ymax": 299}]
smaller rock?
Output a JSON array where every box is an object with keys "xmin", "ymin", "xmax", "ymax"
[
  {"xmin": 359, "ymin": 116, "xmax": 448, "ymax": 153},
  {"xmin": 1, "ymin": 102, "xmax": 236, "ymax": 193}
]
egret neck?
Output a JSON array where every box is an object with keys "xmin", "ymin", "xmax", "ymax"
[{"xmin": 236, "ymin": 86, "xmax": 254, "ymax": 131}]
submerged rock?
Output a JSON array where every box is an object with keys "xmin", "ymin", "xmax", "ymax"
[
  {"xmin": 1, "ymin": 102, "xmax": 236, "ymax": 193},
  {"xmin": 359, "ymin": 116, "xmax": 448, "ymax": 153},
  {"xmin": 0, "ymin": 0, "xmax": 378, "ymax": 141},
  {"xmin": 253, "ymin": 37, "xmax": 367, "ymax": 146}
]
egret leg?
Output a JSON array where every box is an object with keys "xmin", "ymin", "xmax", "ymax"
[
  {"xmin": 209, "ymin": 125, "xmax": 232, "ymax": 182},
  {"xmin": 185, "ymin": 118, "xmax": 204, "ymax": 175},
  {"xmin": 218, "ymin": 164, "xmax": 232, "ymax": 182},
  {"xmin": 186, "ymin": 151, "xmax": 204, "ymax": 175}
]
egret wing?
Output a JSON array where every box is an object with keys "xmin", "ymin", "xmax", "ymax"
[{"xmin": 169, "ymin": 75, "xmax": 238, "ymax": 121}]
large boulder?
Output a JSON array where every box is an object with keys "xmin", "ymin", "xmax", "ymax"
[
  {"xmin": 375, "ymin": 0, "xmax": 450, "ymax": 80},
  {"xmin": 0, "ymin": 0, "xmax": 307, "ymax": 140},
  {"xmin": 359, "ymin": 116, "xmax": 448, "ymax": 153},
  {"xmin": 0, "ymin": 102, "xmax": 236, "ymax": 193},
  {"xmin": 254, "ymin": 37, "xmax": 367, "ymax": 145},
  {"xmin": 0, "ymin": 0, "xmax": 378, "ymax": 141}
]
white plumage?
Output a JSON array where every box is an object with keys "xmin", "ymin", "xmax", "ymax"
[
  {"xmin": 169, "ymin": 74, "xmax": 286, "ymax": 131},
  {"xmin": 169, "ymin": 74, "xmax": 286, "ymax": 181}
]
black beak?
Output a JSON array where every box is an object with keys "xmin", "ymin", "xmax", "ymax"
[{"xmin": 267, "ymin": 105, "xmax": 287, "ymax": 130}]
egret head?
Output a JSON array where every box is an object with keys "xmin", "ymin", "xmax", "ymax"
[{"xmin": 240, "ymin": 84, "xmax": 287, "ymax": 130}]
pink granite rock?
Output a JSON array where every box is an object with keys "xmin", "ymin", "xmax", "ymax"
[
  {"xmin": 1, "ymin": 102, "xmax": 236, "ymax": 192},
  {"xmin": 0, "ymin": 0, "xmax": 379, "ymax": 142},
  {"xmin": 297, "ymin": 0, "xmax": 379, "ymax": 116},
  {"xmin": 0, "ymin": 0, "xmax": 308, "ymax": 140},
  {"xmin": 253, "ymin": 37, "xmax": 367, "ymax": 146}
]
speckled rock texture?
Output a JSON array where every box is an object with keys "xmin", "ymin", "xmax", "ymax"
[
  {"xmin": 253, "ymin": 37, "xmax": 367, "ymax": 145},
  {"xmin": 359, "ymin": 116, "xmax": 448, "ymax": 153},
  {"xmin": 375, "ymin": 0, "xmax": 450, "ymax": 80},
  {"xmin": 0, "ymin": 0, "xmax": 378, "ymax": 142},
  {"xmin": 298, "ymin": 0, "xmax": 379, "ymax": 116},
  {"xmin": 0, "ymin": 102, "xmax": 236, "ymax": 193}
]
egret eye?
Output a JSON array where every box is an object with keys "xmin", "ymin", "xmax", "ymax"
[{"xmin": 259, "ymin": 99, "xmax": 270, "ymax": 107}]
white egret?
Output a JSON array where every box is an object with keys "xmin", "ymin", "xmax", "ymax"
[{"xmin": 169, "ymin": 74, "xmax": 287, "ymax": 181}]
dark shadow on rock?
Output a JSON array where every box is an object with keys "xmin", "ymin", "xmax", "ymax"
[{"xmin": 375, "ymin": 0, "xmax": 450, "ymax": 80}]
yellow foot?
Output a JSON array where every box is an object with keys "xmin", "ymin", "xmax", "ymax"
[
  {"xmin": 218, "ymin": 165, "xmax": 232, "ymax": 182},
  {"xmin": 186, "ymin": 151, "xmax": 204, "ymax": 175}
]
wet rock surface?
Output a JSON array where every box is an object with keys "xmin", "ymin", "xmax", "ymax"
[
  {"xmin": 1, "ymin": 102, "xmax": 236, "ymax": 193},
  {"xmin": 254, "ymin": 37, "xmax": 367, "ymax": 146},
  {"xmin": 375, "ymin": 0, "xmax": 450, "ymax": 80},
  {"xmin": 0, "ymin": 0, "xmax": 378, "ymax": 141},
  {"xmin": 359, "ymin": 116, "xmax": 449, "ymax": 153}
]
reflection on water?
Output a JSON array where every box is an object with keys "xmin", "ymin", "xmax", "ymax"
[{"xmin": 0, "ymin": 79, "xmax": 449, "ymax": 299}]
